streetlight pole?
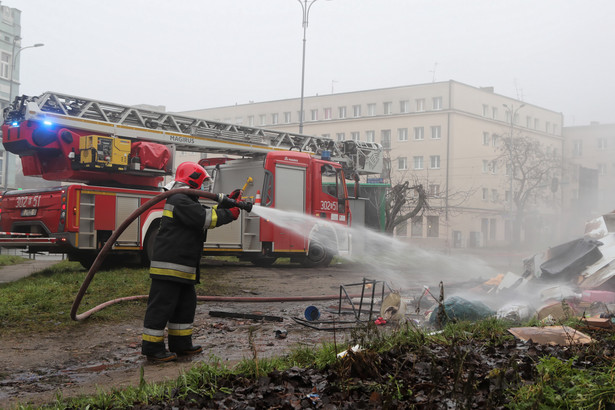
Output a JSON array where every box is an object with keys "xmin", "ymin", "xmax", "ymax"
[
  {"xmin": 3, "ymin": 37, "xmax": 44, "ymax": 188},
  {"xmin": 503, "ymin": 103, "xmax": 524, "ymax": 241},
  {"xmin": 297, "ymin": 0, "xmax": 318, "ymax": 134}
]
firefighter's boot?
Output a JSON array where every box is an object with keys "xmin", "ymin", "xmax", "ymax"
[
  {"xmin": 146, "ymin": 350, "xmax": 178, "ymax": 363},
  {"xmin": 171, "ymin": 344, "xmax": 203, "ymax": 356}
]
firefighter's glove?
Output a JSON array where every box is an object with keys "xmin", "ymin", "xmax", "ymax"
[
  {"xmin": 217, "ymin": 193, "xmax": 237, "ymax": 209},
  {"xmin": 229, "ymin": 189, "xmax": 242, "ymax": 200},
  {"xmin": 229, "ymin": 207, "xmax": 240, "ymax": 220}
]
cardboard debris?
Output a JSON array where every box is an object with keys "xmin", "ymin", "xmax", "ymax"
[
  {"xmin": 508, "ymin": 326, "xmax": 593, "ymax": 346},
  {"xmin": 579, "ymin": 317, "xmax": 613, "ymax": 330},
  {"xmin": 537, "ymin": 301, "xmax": 577, "ymax": 321}
]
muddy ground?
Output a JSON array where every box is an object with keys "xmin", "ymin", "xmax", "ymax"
[{"xmin": 0, "ymin": 256, "xmax": 514, "ymax": 408}]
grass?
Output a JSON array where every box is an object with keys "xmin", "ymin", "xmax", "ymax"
[
  {"xmin": 0, "ymin": 254, "xmax": 28, "ymax": 266},
  {"xmin": 0, "ymin": 259, "xmax": 249, "ymax": 336},
  {"xmin": 0, "ymin": 261, "xmax": 151, "ymax": 334}
]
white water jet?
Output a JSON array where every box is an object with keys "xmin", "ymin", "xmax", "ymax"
[{"xmin": 250, "ymin": 206, "xmax": 498, "ymax": 291}]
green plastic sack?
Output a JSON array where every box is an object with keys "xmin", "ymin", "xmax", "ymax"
[{"xmin": 429, "ymin": 296, "xmax": 494, "ymax": 326}]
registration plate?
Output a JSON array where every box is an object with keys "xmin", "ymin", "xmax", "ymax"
[{"xmin": 21, "ymin": 208, "xmax": 37, "ymax": 217}]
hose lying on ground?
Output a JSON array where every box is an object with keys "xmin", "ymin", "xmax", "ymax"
[{"xmin": 70, "ymin": 189, "xmax": 361, "ymax": 321}]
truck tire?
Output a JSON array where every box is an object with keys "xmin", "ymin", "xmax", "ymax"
[
  {"xmin": 250, "ymin": 256, "xmax": 278, "ymax": 267},
  {"xmin": 68, "ymin": 253, "xmax": 96, "ymax": 270},
  {"xmin": 141, "ymin": 220, "xmax": 160, "ymax": 266},
  {"xmin": 302, "ymin": 240, "xmax": 334, "ymax": 268}
]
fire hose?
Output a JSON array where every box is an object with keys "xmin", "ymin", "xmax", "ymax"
[{"xmin": 70, "ymin": 189, "xmax": 360, "ymax": 321}]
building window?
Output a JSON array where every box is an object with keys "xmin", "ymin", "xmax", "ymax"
[
  {"xmin": 599, "ymin": 163, "xmax": 607, "ymax": 176},
  {"xmin": 483, "ymin": 132, "xmax": 489, "ymax": 146},
  {"xmin": 271, "ymin": 113, "xmax": 278, "ymax": 125},
  {"xmin": 321, "ymin": 133, "xmax": 330, "ymax": 139},
  {"xmin": 353, "ymin": 105, "xmax": 361, "ymax": 117},
  {"xmin": 482, "ymin": 188, "xmax": 488, "ymax": 201},
  {"xmin": 432, "ymin": 97, "xmax": 442, "ymax": 110},
  {"xmin": 400, "ymin": 100, "xmax": 409, "ymax": 113},
  {"xmin": 351, "ymin": 131, "xmax": 360, "ymax": 141},
  {"xmin": 491, "ymin": 134, "xmax": 498, "ymax": 147},
  {"xmin": 381, "ymin": 130, "xmax": 391, "ymax": 149},
  {"xmin": 573, "ymin": 140, "xmax": 582, "ymax": 157},
  {"xmin": 429, "ymin": 155, "xmax": 440, "ymax": 169},
  {"xmin": 491, "ymin": 189, "xmax": 499, "ymax": 202},
  {"xmin": 336, "ymin": 133, "xmax": 345, "ymax": 141},
  {"xmin": 482, "ymin": 160, "xmax": 489, "ymax": 173},
  {"xmin": 416, "ymin": 98, "xmax": 425, "ymax": 112},
  {"xmin": 396, "ymin": 221, "xmax": 407, "ymax": 237},
  {"xmin": 414, "ymin": 126, "xmax": 424, "ymax": 140},
  {"xmin": 426, "ymin": 216, "xmax": 439, "ymax": 237},
  {"xmin": 545, "ymin": 121, "xmax": 551, "ymax": 133},
  {"xmin": 366, "ymin": 130, "xmax": 375, "ymax": 143},
  {"xmin": 553, "ymin": 124, "xmax": 559, "ymax": 135},
  {"xmin": 398, "ymin": 157, "xmax": 408, "ymax": 170},
  {"xmin": 259, "ymin": 114, "xmax": 266, "ymax": 126},
  {"xmin": 526, "ymin": 116, "xmax": 532, "ymax": 128},
  {"xmin": 0, "ymin": 52, "xmax": 10, "ymax": 79},
  {"xmin": 383, "ymin": 101, "xmax": 392, "ymax": 115},
  {"xmin": 431, "ymin": 125, "xmax": 441, "ymax": 139},
  {"xmin": 248, "ymin": 115, "xmax": 255, "ymax": 126},
  {"xmin": 598, "ymin": 137, "xmax": 607, "ymax": 150},
  {"xmin": 338, "ymin": 106, "xmax": 346, "ymax": 119},
  {"xmin": 534, "ymin": 118, "xmax": 540, "ymax": 130},
  {"xmin": 411, "ymin": 216, "xmax": 423, "ymax": 237},
  {"xmin": 310, "ymin": 109, "xmax": 318, "ymax": 121},
  {"xmin": 367, "ymin": 103, "xmax": 376, "ymax": 116},
  {"xmin": 235, "ymin": 117, "xmax": 243, "ymax": 125},
  {"xmin": 284, "ymin": 112, "xmax": 291, "ymax": 123},
  {"xmin": 413, "ymin": 156, "xmax": 424, "ymax": 170},
  {"xmin": 482, "ymin": 104, "xmax": 489, "ymax": 117},
  {"xmin": 429, "ymin": 184, "xmax": 440, "ymax": 197},
  {"xmin": 398, "ymin": 128, "xmax": 408, "ymax": 141},
  {"xmin": 324, "ymin": 107, "xmax": 332, "ymax": 120},
  {"xmin": 492, "ymin": 107, "xmax": 498, "ymax": 120},
  {"xmin": 490, "ymin": 218, "xmax": 497, "ymax": 240}
]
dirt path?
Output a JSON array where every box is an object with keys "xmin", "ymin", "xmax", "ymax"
[
  {"xmin": 0, "ymin": 262, "xmax": 404, "ymax": 407},
  {"xmin": 0, "ymin": 255, "xmax": 499, "ymax": 408}
]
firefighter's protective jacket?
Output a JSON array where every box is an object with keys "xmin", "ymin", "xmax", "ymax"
[{"xmin": 149, "ymin": 192, "xmax": 236, "ymax": 284}]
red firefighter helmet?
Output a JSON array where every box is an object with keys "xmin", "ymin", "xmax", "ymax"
[{"xmin": 174, "ymin": 162, "xmax": 210, "ymax": 189}]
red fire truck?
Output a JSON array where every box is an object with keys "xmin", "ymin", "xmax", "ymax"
[{"xmin": 0, "ymin": 92, "xmax": 383, "ymax": 267}]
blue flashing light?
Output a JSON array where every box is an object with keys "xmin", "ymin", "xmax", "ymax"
[
  {"xmin": 43, "ymin": 120, "xmax": 53, "ymax": 126},
  {"xmin": 11, "ymin": 121, "xmax": 19, "ymax": 127}
]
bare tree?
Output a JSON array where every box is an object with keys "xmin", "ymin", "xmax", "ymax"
[
  {"xmin": 383, "ymin": 180, "xmax": 428, "ymax": 234},
  {"xmin": 493, "ymin": 135, "xmax": 561, "ymax": 245}
]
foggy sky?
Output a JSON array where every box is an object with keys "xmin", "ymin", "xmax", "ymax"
[{"xmin": 10, "ymin": 0, "xmax": 615, "ymax": 126}]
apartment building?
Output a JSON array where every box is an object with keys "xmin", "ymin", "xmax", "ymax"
[
  {"xmin": 185, "ymin": 80, "xmax": 564, "ymax": 249},
  {"xmin": 562, "ymin": 122, "xmax": 615, "ymax": 238},
  {"xmin": 0, "ymin": 2, "xmax": 21, "ymax": 188}
]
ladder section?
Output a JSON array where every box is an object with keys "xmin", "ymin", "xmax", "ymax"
[
  {"xmin": 11, "ymin": 92, "xmax": 337, "ymax": 157},
  {"xmin": 78, "ymin": 193, "xmax": 96, "ymax": 249}
]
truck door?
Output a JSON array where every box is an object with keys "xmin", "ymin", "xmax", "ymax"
[
  {"xmin": 274, "ymin": 164, "xmax": 306, "ymax": 252},
  {"xmin": 275, "ymin": 164, "xmax": 306, "ymax": 212}
]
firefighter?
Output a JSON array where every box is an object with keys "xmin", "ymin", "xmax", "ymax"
[{"xmin": 141, "ymin": 161, "xmax": 242, "ymax": 362}]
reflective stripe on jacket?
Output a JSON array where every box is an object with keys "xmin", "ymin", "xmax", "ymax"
[{"xmin": 149, "ymin": 192, "xmax": 236, "ymax": 284}]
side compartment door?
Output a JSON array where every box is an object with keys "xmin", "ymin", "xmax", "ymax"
[{"xmin": 274, "ymin": 164, "xmax": 306, "ymax": 252}]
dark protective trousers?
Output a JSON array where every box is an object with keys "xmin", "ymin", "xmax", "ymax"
[{"xmin": 141, "ymin": 278, "xmax": 197, "ymax": 355}]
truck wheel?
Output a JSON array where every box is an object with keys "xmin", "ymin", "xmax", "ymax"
[
  {"xmin": 250, "ymin": 256, "xmax": 277, "ymax": 267},
  {"xmin": 68, "ymin": 253, "xmax": 96, "ymax": 269},
  {"xmin": 141, "ymin": 221, "xmax": 160, "ymax": 267},
  {"xmin": 302, "ymin": 240, "xmax": 334, "ymax": 268}
]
